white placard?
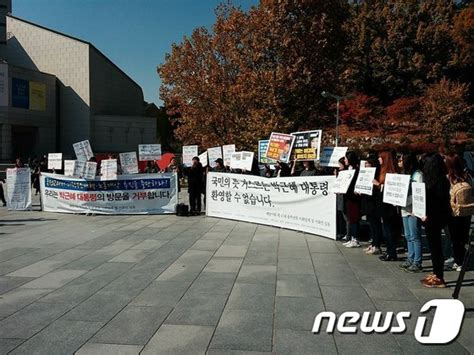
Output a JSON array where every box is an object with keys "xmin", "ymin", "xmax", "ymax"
[
  {"xmin": 319, "ymin": 147, "xmax": 348, "ymax": 167},
  {"xmin": 47, "ymin": 153, "xmax": 63, "ymax": 170},
  {"xmin": 73, "ymin": 160, "xmax": 86, "ymax": 178},
  {"xmin": 354, "ymin": 167, "xmax": 376, "ymax": 195},
  {"xmin": 138, "ymin": 144, "xmax": 162, "ymax": 161},
  {"xmin": 222, "ymin": 144, "xmax": 236, "ymax": 166},
  {"xmin": 83, "ymin": 162, "xmax": 97, "ymax": 180},
  {"xmin": 412, "ymin": 182, "xmax": 426, "ymax": 218},
  {"xmin": 40, "ymin": 173, "xmax": 178, "ymax": 215},
  {"xmin": 6, "ymin": 168, "xmax": 31, "ymax": 211},
  {"xmin": 331, "ymin": 170, "xmax": 356, "ymax": 194},
  {"xmin": 360, "ymin": 160, "xmax": 367, "ymax": 168},
  {"xmin": 64, "ymin": 160, "xmax": 76, "ymax": 177},
  {"xmin": 183, "ymin": 145, "xmax": 198, "ymax": 167},
  {"xmin": 206, "ymin": 173, "xmax": 336, "ymax": 239},
  {"xmin": 199, "ymin": 151, "xmax": 208, "ymax": 168},
  {"xmin": 0, "ymin": 63, "xmax": 8, "ymax": 107},
  {"xmin": 230, "ymin": 152, "xmax": 243, "ymax": 170},
  {"xmin": 73, "ymin": 140, "xmax": 93, "ymax": 161},
  {"xmin": 207, "ymin": 147, "xmax": 223, "ymax": 168},
  {"xmin": 119, "ymin": 152, "xmax": 139, "ymax": 174},
  {"xmin": 241, "ymin": 151, "xmax": 254, "ymax": 171},
  {"xmin": 101, "ymin": 159, "xmax": 118, "ymax": 181},
  {"xmin": 383, "ymin": 173, "xmax": 411, "ymax": 207}
]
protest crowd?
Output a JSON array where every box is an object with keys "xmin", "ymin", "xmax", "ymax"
[{"xmin": 1, "ymin": 131, "xmax": 473, "ymax": 290}]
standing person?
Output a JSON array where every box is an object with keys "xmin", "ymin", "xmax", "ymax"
[
  {"xmin": 144, "ymin": 161, "xmax": 159, "ymax": 173},
  {"xmin": 166, "ymin": 157, "xmax": 182, "ymax": 192},
  {"xmin": 343, "ymin": 152, "xmax": 362, "ymax": 248},
  {"xmin": 420, "ymin": 153, "xmax": 451, "ymax": 288},
  {"xmin": 15, "ymin": 158, "xmax": 24, "ymax": 168},
  {"xmin": 361, "ymin": 154, "xmax": 383, "ymax": 255},
  {"xmin": 186, "ymin": 156, "xmax": 204, "ymax": 215},
  {"xmin": 445, "ymin": 154, "xmax": 473, "ymax": 272},
  {"xmin": 275, "ymin": 161, "xmax": 291, "ymax": 177},
  {"xmin": 213, "ymin": 158, "xmax": 227, "ymax": 172},
  {"xmin": 32, "ymin": 158, "xmax": 46, "ymax": 196},
  {"xmin": 263, "ymin": 164, "xmax": 274, "ymax": 178},
  {"xmin": 336, "ymin": 157, "xmax": 349, "ymax": 240},
  {"xmin": 374, "ymin": 151, "xmax": 400, "ymax": 261},
  {"xmin": 399, "ymin": 153, "xmax": 424, "ymax": 272},
  {"xmin": 0, "ymin": 178, "xmax": 6, "ymax": 207}
]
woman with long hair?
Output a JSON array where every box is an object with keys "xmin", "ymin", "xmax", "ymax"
[
  {"xmin": 374, "ymin": 151, "xmax": 400, "ymax": 261},
  {"xmin": 336, "ymin": 157, "xmax": 348, "ymax": 240},
  {"xmin": 399, "ymin": 153, "xmax": 424, "ymax": 272},
  {"xmin": 420, "ymin": 153, "xmax": 451, "ymax": 288},
  {"xmin": 445, "ymin": 154, "xmax": 473, "ymax": 272},
  {"xmin": 343, "ymin": 152, "xmax": 362, "ymax": 248}
]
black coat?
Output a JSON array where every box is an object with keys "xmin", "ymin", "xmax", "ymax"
[{"xmin": 186, "ymin": 164, "xmax": 204, "ymax": 193}]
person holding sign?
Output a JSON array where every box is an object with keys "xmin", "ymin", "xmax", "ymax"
[
  {"xmin": 420, "ymin": 154, "xmax": 451, "ymax": 288},
  {"xmin": 446, "ymin": 154, "xmax": 474, "ymax": 272},
  {"xmin": 399, "ymin": 153, "xmax": 424, "ymax": 273},
  {"xmin": 342, "ymin": 152, "xmax": 362, "ymax": 248},
  {"xmin": 373, "ymin": 151, "xmax": 400, "ymax": 261},
  {"xmin": 185, "ymin": 156, "xmax": 204, "ymax": 215}
]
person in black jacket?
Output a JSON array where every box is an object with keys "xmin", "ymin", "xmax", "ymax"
[
  {"xmin": 343, "ymin": 152, "xmax": 362, "ymax": 248},
  {"xmin": 420, "ymin": 153, "xmax": 451, "ymax": 288},
  {"xmin": 186, "ymin": 156, "xmax": 204, "ymax": 215}
]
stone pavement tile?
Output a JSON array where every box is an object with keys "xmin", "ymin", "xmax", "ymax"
[
  {"xmin": 0, "ymin": 276, "xmax": 35, "ymax": 294},
  {"xmin": 207, "ymin": 350, "xmax": 272, "ymax": 355},
  {"xmin": 155, "ymin": 262, "xmax": 203, "ymax": 282},
  {"xmin": 215, "ymin": 245, "xmax": 248, "ymax": 258},
  {"xmin": 190, "ymin": 239, "xmax": 224, "ymax": 252},
  {"xmin": 176, "ymin": 249, "xmax": 214, "ymax": 265},
  {"xmin": 209, "ymin": 310, "xmax": 273, "ymax": 352},
  {"xmin": 129, "ymin": 239, "xmax": 167, "ymax": 250},
  {"xmin": 457, "ymin": 316, "xmax": 474, "ymax": 354},
  {"xmin": 274, "ymin": 329, "xmax": 337, "ymax": 355},
  {"xmin": 0, "ymin": 248, "xmax": 37, "ymax": 263},
  {"xmin": 333, "ymin": 333, "xmax": 402, "ymax": 354},
  {"xmin": 0, "ymin": 249, "xmax": 56, "ymax": 276},
  {"xmin": 0, "ymin": 339, "xmax": 23, "ymax": 354},
  {"xmin": 204, "ymin": 257, "xmax": 243, "ymax": 273},
  {"xmin": 99, "ymin": 270, "xmax": 157, "ymax": 295},
  {"xmin": 408, "ymin": 287, "xmax": 454, "ymax": 304},
  {"xmin": 201, "ymin": 232, "xmax": 230, "ymax": 240},
  {"xmin": 76, "ymin": 343, "xmax": 143, "ymax": 355},
  {"xmin": 226, "ymin": 283, "xmax": 274, "ymax": 313},
  {"xmin": 222, "ymin": 236, "xmax": 253, "ymax": 247},
  {"xmin": 0, "ymin": 287, "xmax": 53, "ymax": 316},
  {"xmin": 9, "ymin": 319, "xmax": 104, "ymax": 355},
  {"xmin": 307, "ymin": 240, "xmax": 341, "ymax": 254},
  {"xmin": 248, "ymin": 241, "xmax": 278, "ymax": 253},
  {"xmin": 277, "ymin": 257, "xmax": 315, "ymax": 275},
  {"xmin": 393, "ymin": 336, "xmax": 469, "ymax": 355},
  {"xmin": 346, "ymin": 259, "xmax": 396, "ymax": 278},
  {"xmin": 141, "ymin": 324, "xmax": 214, "ymax": 354},
  {"xmin": 95, "ymin": 241, "xmax": 137, "ymax": 256},
  {"xmin": 61, "ymin": 291, "xmax": 133, "ymax": 322},
  {"xmin": 236, "ymin": 265, "xmax": 276, "ymax": 284},
  {"xmin": 0, "ymin": 302, "xmax": 71, "ymax": 338},
  {"xmin": 276, "ymin": 274, "xmax": 321, "ymax": 298},
  {"xmin": 358, "ymin": 276, "xmax": 418, "ymax": 301},
  {"xmin": 279, "ymin": 235, "xmax": 307, "ymax": 249},
  {"xmin": 165, "ymin": 291, "xmax": 228, "ymax": 326},
  {"xmin": 131, "ymin": 281, "xmax": 191, "ymax": 307},
  {"xmin": 61, "ymin": 252, "xmax": 114, "ymax": 270},
  {"xmin": 320, "ymin": 286, "xmax": 377, "ymax": 313},
  {"xmin": 76, "ymin": 231, "xmax": 131, "ymax": 249},
  {"xmin": 109, "ymin": 249, "xmax": 151, "ymax": 263},
  {"xmin": 243, "ymin": 250, "xmax": 277, "ymax": 266},
  {"xmin": 20, "ymin": 269, "xmax": 88, "ymax": 289},
  {"xmin": 92, "ymin": 305, "xmax": 172, "ymax": 345},
  {"xmin": 278, "ymin": 246, "xmax": 311, "ymax": 260},
  {"xmin": 274, "ymin": 296, "xmax": 325, "ymax": 331},
  {"xmin": 312, "ymin": 258, "xmax": 360, "ymax": 287},
  {"xmin": 372, "ymin": 299, "xmax": 424, "ymax": 333},
  {"xmin": 186, "ymin": 272, "xmax": 236, "ymax": 295},
  {"xmin": 7, "ymin": 259, "xmax": 63, "ymax": 278}
]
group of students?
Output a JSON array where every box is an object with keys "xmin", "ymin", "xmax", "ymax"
[{"xmin": 335, "ymin": 150, "xmax": 473, "ymax": 288}]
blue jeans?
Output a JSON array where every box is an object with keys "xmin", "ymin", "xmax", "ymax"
[{"xmin": 402, "ymin": 215, "xmax": 422, "ymax": 266}]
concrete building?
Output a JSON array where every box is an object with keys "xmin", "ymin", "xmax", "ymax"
[{"xmin": 0, "ymin": 0, "xmax": 156, "ymax": 161}]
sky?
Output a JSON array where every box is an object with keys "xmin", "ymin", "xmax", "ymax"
[{"xmin": 12, "ymin": 0, "xmax": 258, "ymax": 105}]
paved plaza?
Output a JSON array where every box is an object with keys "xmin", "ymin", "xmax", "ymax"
[{"xmin": 0, "ymin": 202, "xmax": 473, "ymax": 354}]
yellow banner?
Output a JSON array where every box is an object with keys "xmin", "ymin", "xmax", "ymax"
[{"xmin": 29, "ymin": 81, "xmax": 46, "ymax": 111}]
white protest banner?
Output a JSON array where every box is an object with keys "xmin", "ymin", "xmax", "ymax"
[
  {"xmin": 6, "ymin": 168, "xmax": 32, "ymax": 211},
  {"xmin": 199, "ymin": 151, "xmax": 208, "ymax": 168},
  {"xmin": 412, "ymin": 182, "xmax": 426, "ymax": 219},
  {"xmin": 73, "ymin": 160, "xmax": 86, "ymax": 178},
  {"xmin": 73, "ymin": 140, "xmax": 93, "ymax": 161},
  {"xmin": 83, "ymin": 162, "xmax": 97, "ymax": 180},
  {"xmin": 230, "ymin": 152, "xmax": 243, "ymax": 170},
  {"xmin": 383, "ymin": 173, "xmax": 411, "ymax": 207},
  {"xmin": 207, "ymin": 147, "xmax": 222, "ymax": 168},
  {"xmin": 119, "ymin": 152, "xmax": 139, "ymax": 174},
  {"xmin": 241, "ymin": 151, "xmax": 254, "ymax": 171},
  {"xmin": 291, "ymin": 130, "xmax": 322, "ymax": 161},
  {"xmin": 206, "ymin": 173, "xmax": 336, "ymax": 239},
  {"xmin": 138, "ymin": 144, "xmax": 162, "ymax": 161},
  {"xmin": 354, "ymin": 167, "xmax": 376, "ymax": 195},
  {"xmin": 266, "ymin": 132, "xmax": 295, "ymax": 163},
  {"xmin": 222, "ymin": 144, "xmax": 236, "ymax": 166},
  {"xmin": 331, "ymin": 170, "xmax": 355, "ymax": 194},
  {"xmin": 182, "ymin": 145, "xmax": 198, "ymax": 167},
  {"xmin": 47, "ymin": 153, "xmax": 63, "ymax": 170},
  {"xmin": 64, "ymin": 160, "xmax": 76, "ymax": 177},
  {"xmin": 320, "ymin": 147, "xmax": 348, "ymax": 167},
  {"xmin": 101, "ymin": 159, "xmax": 118, "ymax": 181},
  {"xmin": 40, "ymin": 173, "xmax": 178, "ymax": 215}
]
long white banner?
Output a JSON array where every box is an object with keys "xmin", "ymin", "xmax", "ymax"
[
  {"xmin": 206, "ymin": 172, "xmax": 336, "ymax": 239},
  {"xmin": 7, "ymin": 168, "xmax": 32, "ymax": 211},
  {"xmin": 40, "ymin": 173, "xmax": 178, "ymax": 215}
]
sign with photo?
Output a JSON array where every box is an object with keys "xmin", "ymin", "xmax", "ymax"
[
  {"xmin": 291, "ymin": 130, "xmax": 322, "ymax": 161},
  {"xmin": 119, "ymin": 152, "xmax": 139, "ymax": 174},
  {"xmin": 265, "ymin": 132, "xmax": 295, "ymax": 163},
  {"xmin": 258, "ymin": 140, "xmax": 276, "ymax": 165}
]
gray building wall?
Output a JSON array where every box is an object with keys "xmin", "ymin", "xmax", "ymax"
[
  {"xmin": 0, "ymin": 64, "xmax": 56, "ymax": 160},
  {"xmin": 6, "ymin": 15, "xmax": 90, "ymax": 155}
]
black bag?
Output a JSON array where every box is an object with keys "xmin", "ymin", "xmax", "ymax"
[{"xmin": 176, "ymin": 203, "xmax": 189, "ymax": 216}]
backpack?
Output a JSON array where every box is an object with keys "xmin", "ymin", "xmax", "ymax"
[
  {"xmin": 451, "ymin": 182, "xmax": 474, "ymax": 217},
  {"xmin": 176, "ymin": 203, "xmax": 189, "ymax": 217}
]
